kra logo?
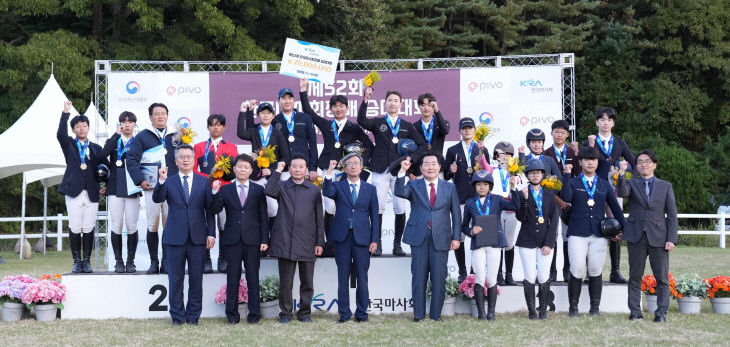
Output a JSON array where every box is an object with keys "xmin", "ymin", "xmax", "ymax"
[
  {"xmin": 479, "ymin": 112, "xmax": 494, "ymax": 125},
  {"xmin": 177, "ymin": 117, "xmax": 191, "ymax": 129},
  {"xmin": 519, "ymin": 117, "xmax": 530, "ymax": 126},
  {"xmin": 519, "ymin": 79, "xmax": 543, "ymax": 87},
  {"xmin": 126, "ymin": 81, "xmax": 140, "ymax": 94}
]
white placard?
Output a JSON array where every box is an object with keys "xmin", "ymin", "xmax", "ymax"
[{"xmin": 279, "ymin": 38, "xmax": 341, "ymax": 84}]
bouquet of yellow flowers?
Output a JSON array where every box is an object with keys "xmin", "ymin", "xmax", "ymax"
[
  {"xmin": 612, "ymin": 171, "xmax": 632, "ymax": 186},
  {"xmin": 363, "ymin": 70, "xmax": 381, "ymax": 87},
  {"xmin": 474, "ymin": 122, "xmax": 492, "ymax": 142},
  {"xmin": 507, "ymin": 157, "xmax": 527, "ymax": 176},
  {"xmin": 541, "ymin": 175, "xmax": 563, "ymax": 191},
  {"xmin": 172, "ymin": 123, "xmax": 197, "ymax": 145},
  {"xmin": 312, "ymin": 175, "xmax": 324, "ymax": 189},
  {"xmin": 255, "ymin": 145, "xmax": 277, "ymax": 169},
  {"xmin": 210, "ymin": 155, "xmax": 232, "ymax": 180}
]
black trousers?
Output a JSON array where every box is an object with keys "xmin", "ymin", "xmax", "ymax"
[
  {"xmin": 223, "ymin": 242, "xmax": 261, "ymax": 323},
  {"xmin": 278, "ymin": 258, "xmax": 315, "ymax": 319},
  {"xmin": 627, "ymin": 232, "xmax": 670, "ymax": 317}
]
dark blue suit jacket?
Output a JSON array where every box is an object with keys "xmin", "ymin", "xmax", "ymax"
[
  {"xmin": 322, "ymin": 177, "xmax": 380, "ymax": 246},
  {"xmin": 560, "ymin": 174, "xmax": 625, "ymax": 238},
  {"xmin": 211, "ymin": 181, "xmax": 269, "ymax": 246},
  {"xmin": 394, "ymin": 177, "xmax": 461, "ymax": 251},
  {"xmin": 126, "ymin": 128, "xmax": 177, "ymax": 186},
  {"xmin": 152, "ymin": 173, "xmax": 215, "ymax": 246},
  {"xmin": 57, "ymin": 112, "xmax": 105, "ymax": 202},
  {"xmin": 461, "ymin": 193, "xmax": 518, "ymax": 249},
  {"xmin": 443, "ymin": 141, "xmax": 483, "ymax": 204},
  {"xmin": 101, "ymin": 133, "xmax": 139, "ymax": 198}
]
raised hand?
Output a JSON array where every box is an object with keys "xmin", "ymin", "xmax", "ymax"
[
  {"xmin": 300, "ymin": 78, "xmax": 308, "ymax": 92},
  {"xmin": 364, "ymin": 86, "xmax": 373, "ymax": 101},
  {"xmin": 276, "ymin": 161, "xmax": 286, "ymax": 172},
  {"xmin": 240, "ymin": 101, "xmax": 250, "ymax": 112},
  {"xmin": 63, "ymin": 101, "xmax": 72, "ymax": 113},
  {"xmin": 518, "ymin": 145, "xmax": 526, "ymax": 154},
  {"xmin": 450, "ymin": 161, "xmax": 458, "ymax": 173},
  {"xmin": 400, "ymin": 157, "xmax": 412, "ymax": 173},
  {"xmin": 587, "ymin": 135, "xmax": 596, "ymax": 147},
  {"xmin": 158, "ymin": 167, "xmax": 168, "ymax": 181},
  {"xmin": 431, "ymin": 101, "xmax": 439, "ymax": 113},
  {"xmin": 211, "ymin": 180, "xmax": 221, "ymax": 192},
  {"xmin": 327, "ymin": 159, "xmax": 338, "ymax": 176}
]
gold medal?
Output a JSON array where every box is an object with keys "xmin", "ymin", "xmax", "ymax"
[
  {"xmin": 334, "ymin": 142, "xmax": 341, "ymax": 148},
  {"xmin": 426, "ymin": 143, "xmax": 432, "ymax": 150},
  {"xmin": 80, "ymin": 163, "xmax": 87, "ymax": 170},
  {"xmin": 392, "ymin": 137, "xmax": 399, "ymax": 144},
  {"xmin": 116, "ymin": 160, "xmax": 122, "ymax": 167},
  {"xmin": 538, "ymin": 217, "xmax": 545, "ymax": 224},
  {"xmin": 588, "ymin": 199, "xmax": 595, "ymax": 206}
]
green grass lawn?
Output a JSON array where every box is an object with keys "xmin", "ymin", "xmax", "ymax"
[{"xmin": 1, "ymin": 246, "xmax": 729, "ymax": 346}]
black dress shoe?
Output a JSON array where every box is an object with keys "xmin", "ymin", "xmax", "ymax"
[
  {"xmin": 247, "ymin": 317, "xmax": 260, "ymax": 324},
  {"xmin": 653, "ymin": 315, "xmax": 666, "ymax": 323},
  {"xmin": 298, "ymin": 317, "xmax": 312, "ymax": 323},
  {"xmin": 430, "ymin": 317, "xmax": 441, "ymax": 322},
  {"xmin": 186, "ymin": 320, "xmax": 198, "ymax": 325},
  {"xmin": 172, "ymin": 320, "xmax": 184, "ymax": 325},
  {"xmin": 227, "ymin": 319, "xmax": 240, "ymax": 324},
  {"xmin": 504, "ymin": 273, "xmax": 515, "ymax": 286},
  {"xmin": 204, "ymin": 258, "xmax": 213, "ymax": 274},
  {"xmin": 629, "ymin": 314, "xmax": 644, "ymax": 320},
  {"xmin": 355, "ymin": 317, "xmax": 368, "ymax": 323},
  {"xmin": 279, "ymin": 316, "xmax": 291, "ymax": 324},
  {"xmin": 217, "ymin": 258, "xmax": 227, "ymax": 273},
  {"xmin": 610, "ymin": 270, "xmax": 628, "ymax": 284},
  {"xmin": 337, "ymin": 317, "xmax": 349, "ymax": 323},
  {"xmin": 413, "ymin": 318, "xmax": 422, "ymax": 322},
  {"xmin": 458, "ymin": 271, "xmax": 467, "ymax": 283}
]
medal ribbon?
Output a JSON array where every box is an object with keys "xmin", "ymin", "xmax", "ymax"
[
  {"xmin": 499, "ymin": 167, "xmax": 509, "ymax": 193},
  {"xmin": 421, "ymin": 119, "xmax": 433, "ymax": 145},
  {"xmin": 475, "ymin": 194, "xmax": 491, "ymax": 216},
  {"xmin": 386, "ymin": 116, "xmax": 400, "ymax": 141},
  {"xmin": 581, "ymin": 173, "xmax": 597, "ymax": 202},
  {"xmin": 203, "ymin": 138, "xmax": 215, "ymax": 163},
  {"xmin": 285, "ymin": 114, "xmax": 295, "ymax": 138},
  {"xmin": 331, "ymin": 120, "xmax": 341, "ymax": 145},
  {"xmin": 117, "ymin": 136, "xmax": 134, "ymax": 162},
  {"xmin": 464, "ymin": 141, "xmax": 475, "ymax": 169},
  {"xmin": 259, "ymin": 125, "xmax": 273, "ymax": 147},
  {"xmin": 76, "ymin": 138, "xmax": 88, "ymax": 165},
  {"xmin": 154, "ymin": 128, "xmax": 167, "ymax": 151},
  {"xmin": 531, "ymin": 186, "xmax": 543, "ymax": 220},
  {"xmin": 596, "ymin": 134, "xmax": 614, "ymax": 158},
  {"xmin": 553, "ymin": 145, "xmax": 566, "ymax": 165}
]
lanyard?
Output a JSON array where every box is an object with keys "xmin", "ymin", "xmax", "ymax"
[
  {"xmin": 117, "ymin": 136, "xmax": 134, "ymax": 161},
  {"xmin": 464, "ymin": 141, "xmax": 475, "ymax": 167},
  {"xmin": 259, "ymin": 125, "xmax": 272, "ymax": 147},
  {"xmin": 285, "ymin": 113, "xmax": 295, "ymax": 137},
  {"xmin": 76, "ymin": 138, "xmax": 88, "ymax": 164},
  {"xmin": 581, "ymin": 173, "xmax": 597, "ymax": 201},
  {"xmin": 499, "ymin": 167, "xmax": 509, "ymax": 193},
  {"xmin": 421, "ymin": 118, "xmax": 433, "ymax": 144},
  {"xmin": 154, "ymin": 128, "xmax": 167, "ymax": 150},
  {"xmin": 596, "ymin": 134, "xmax": 614, "ymax": 158},
  {"xmin": 531, "ymin": 186, "xmax": 543, "ymax": 219},
  {"xmin": 331, "ymin": 120, "xmax": 341, "ymax": 144},
  {"xmin": 386, "ymin": 116, "xmax": 400, "ymax": 140},
  {"xmin": 204, "ymin": 138, "xmax": 216, "ymax": 162},
  {"xmin": 553, "ymin": 145, "xmax": 566, "ymax": 164},
  {"xmin": 475, "ymin": 194, "xmax": 491, "ymax": 216}
]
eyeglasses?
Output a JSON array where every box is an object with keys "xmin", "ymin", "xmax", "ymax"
[
  {"xmin": 344, "ymin": 162, "xmax": 362, "ymax": 168},
  {"xmin": 527, "ymin": 172, "xmax": 543, "ymax": 177}
]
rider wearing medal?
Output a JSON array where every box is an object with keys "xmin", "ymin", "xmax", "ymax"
[
  {"xmin": 272, "ymin": 87, "xmax": 318, "ymax": 183},
  {"xmin": 412, "ymin": 93, "xmax": 449, "ymax": 177}
]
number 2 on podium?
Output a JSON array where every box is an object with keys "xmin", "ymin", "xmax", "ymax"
[{"xmin": 149, "ymin": 284, "xmax": 168, "ymax": 311}]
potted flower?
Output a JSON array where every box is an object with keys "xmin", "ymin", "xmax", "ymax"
[
  {"xmin": 705, "ymin": 275, "xmax": 730, "ymax": 314},
  {"xmin": 641, "ymin": 273, "xmax": 676, "ymax": 313},
  {"xmin": 214, "ymin": 278, "xmax": 249, "ymax": 318},
  {"xmin": 259, "ymin": 275, "xmax": 280, "ymax": 319},
  {"xmin": 425, "ymin": 277, "xmax": 460, "ymax": 316},
  {"xmin": 458, "ymin": 274, "xmax": 499, "ymax": 318},
  {"xmin": 673, "ymin": 275, "xmax": 710, "ymax": 314},
  {"xmin": 21, "ymin": 274, "xmax": 66, "ymax": 321},
  {"xmin": 0, "ymin": 274, "xmax": 37, "ymax": 321}
]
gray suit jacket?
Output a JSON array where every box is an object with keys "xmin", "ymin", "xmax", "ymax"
[{"xmin": 616, "ymin": 176, "xmax": 678, "ymax": 247}]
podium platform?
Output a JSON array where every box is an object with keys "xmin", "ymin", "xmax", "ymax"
[{"xmin": 62, "ymin": 256, "xmax": 630, "ymax": 319}]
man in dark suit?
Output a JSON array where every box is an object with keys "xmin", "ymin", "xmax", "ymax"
[
  {"xmin": 126, "ymin": 102, "xmax": 177, "ymax": 274},
  {"xmin": 358, "ymin": 86, "xmax": 426, "ymax": 256},
  {"xmin": 211, "ymin": 154, "xmax": 269, "ymax": 324},
  {"xmin": 411, "ymin": 93, "xmax": 450, "ymax": 176},
  {"xmin": 322, "ymin": 154, "xmax": 379, "ymax": 323},
  {"xmin": 395, "ymin": 152, "xmax": 461, "ymax": 322},
  {"xmin": 444, "ymin": 117, "xmax": 483, "ymax": 282},
  {"xmin": 265, "ymin": 155, "xmax": 325, "ymax": 323},
  {"xmin": 299, "ymin": 78, "xmax": 374, "ymax": 240},
  {"xmin": 57, "ymin": 101, "xmax": 106, "ymax": 273},
  {"xmin": 615, "ymin": 150, "xmax": 678, "ymax": 323},
  {"xmin": 152, "ymin": 144, "xmax": 216, "ymax": 325},
  {"xmin": 273, "ymin": 87, "xmax": 319, "ymax": 183}
]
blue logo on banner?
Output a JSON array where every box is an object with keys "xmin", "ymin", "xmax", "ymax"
[
  {"xmin": 479, "ymin": 112, "xmax": 494, "ymax": 125},
  {"xmin": 177, "ymin": 117, "xmax": 191, "ymax": 128},
  {"xmin": 126, "ymin": 81, "xmax": 140, "ymax": 94}
]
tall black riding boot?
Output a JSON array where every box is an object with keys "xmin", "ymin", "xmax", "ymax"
[
  {"xmin": 455, "ymin": 242, "xmax": 467, "ymax": 282},
  {"xmin": 160, "ymin": 245, "xmax": 168, "ymax": 274},
  {"xmin": 562, "ymin": 242, "xmax": 570, "ymax": 282},
  {"xmin": 126, "ymin": 232, "xmax": 138, "ymax": 273},
  {"xmin": 473, "ymin": 283, "xmax": 487, "ymax": 320},
  {"xmin": 486, "ymin": 285, "xmax": 498, "ymax": 320},
  {"xmin": 504, "ymin": 248, "xmax": 515, "ymax": 285},
  {"xmin": 392, "ymin": 213, "xmax": 406, "ymax": 256},
  {"xmin": 70, "ymin": 232, "xmax": 82, "ymax": 273},
  {"xmin": 204, "ymin": 248, "xmax": 214, "ymax": 274},
  {"xmin": 146, "ymin": 231, "xmax": 160, "ymax": 274},
  {"xmin": 523, "ymin": 280, "xmax": 537, "ymax": 320},
  {"xmin": 609, "ymin": 241, "xmax": 627, "ymax": 283},
  {"xmin": 538, "ymin": 282, "xmax": 550, "ymax": 319},
  {"xmin": 497, "ymin": 252, "xmax": 505, "ymax": 285},
  {"xmin": 588, "ymin": 274, "xmax": 603, "ymax": 316},
  {"xmin": 549, "ymin": 246, "xmax": 558, "ymax": 282},
  {"xmin": 373, "ymin": 214, "xmax": 383, "ymax": 256},
  {"xmin": 568, "ymin": 274, "xmax": 582, "ymax": 317},
  {"xmin": 81, "ymin": 232, "xmax": 94, "ymax": 273},
  {"xmin": 111, "ymin": 232, "xmax": 125, "ymax": 273}
]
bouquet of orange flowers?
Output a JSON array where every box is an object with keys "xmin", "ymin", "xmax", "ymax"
[
  {"xmin": 507, "ymin": 157, "xmax": 527, "ymax": 176},
  {"xmin": 705, "ymin": 275, "xmax": 730, "ymax": 298},
  {"xmin": 40, "ymin": 273, "xmax": 62, "ymax": 283},
  {"xmin": 363, "ymin": 70, "xmax": 381, "ymax": 87},
  {"xmin": 541, "ymin": 175, "xmax": 563, "ymax": 191},
  {"xmin": 612, "ymin": 171, "xmax": 632, "ymax": 186},
  {"xmin": 642, "ymin": 273, "xmax": 677, "ymax": 296},
  {"xmin": 312, "ymin": 176, "xmax": 324, "ymax": 189},
  {"xmin": 210, "ymin": 154, "xmax": 232, "ymax": 180},
  {"xmin": 173, "ymin": 123, "xmax": 197, "ymax": 145},
  {"xmin": 255, "ymin": 145, "xmax": 277, "ymax": 169}
]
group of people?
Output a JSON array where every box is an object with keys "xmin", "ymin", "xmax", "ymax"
[{"xmin": 56, "ymin": 79, "xmax": 677, "ymax": 325}]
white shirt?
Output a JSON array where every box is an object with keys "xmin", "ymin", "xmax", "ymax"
[
  {"xmin": 283, "ymin": 112, "xmax": 294, "ymax": 123},
  {"xmin": 178, "ymin": 172, "xmax": 193, "ymax": 198},
  {"xmin": 387, "ymin": 115, "xmax": 399, "ymax": 127},
  {"xmin": 235, "ymin": 179, "xmax": 249, "ymax": 200},
  {"xmin": 346, "ymin": 178, "xmax": 360, "ymax": 197},
  {"xmin": 211, "ymin": 137, "xmax": 222, "ymax": 151},
  {"xmin": 121, "ymin": 134, "xmax": 132, "ymax": 144},
  {"xmin": 151, "ymin": 127, "xmax": 167, "ymax": 140},
  {"xmin": 598, "ymin": 133, "xmax": 612, "ymax": 151},
  {"xmin": 334, "ymin": 119, "xmax": 347, "ymax": 134},
  {"xmin": 583, "ymin": 174, "xmax": 596, "ymax": 188},
  {"xmin": 425, "ymin": 178, "xmax": 438, "ymax": 198},
  {"xmin": 461, "ymin": 140, "xmax": 474, "ymax": 168}
]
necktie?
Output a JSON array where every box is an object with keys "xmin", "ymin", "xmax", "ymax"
[
  {"xmin": 183, "ymin": 176, "xmax": 190, "ymax": 204},
  {"xmin": 239, "ymin": 184, "xmax": 247, "ymax": 207},
  {"xmin": 429, "ymin": 183, "xmax": 436, "ymax": 228},
  {"xmin": 350, "ymin": 183, "xmax": 358, "ymax": 229},
  {"xmin": 645, "ymin": 180, "xmax": 651, "ymax": 202}
]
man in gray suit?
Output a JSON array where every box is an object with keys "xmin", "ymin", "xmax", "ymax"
[
  {"xmin": 395, "ymin": 152, "xmax": 461, "ymax": 322},
  {"xmin": 615, "ymin": 149, "xmax": 678, "ymax": 323}
]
